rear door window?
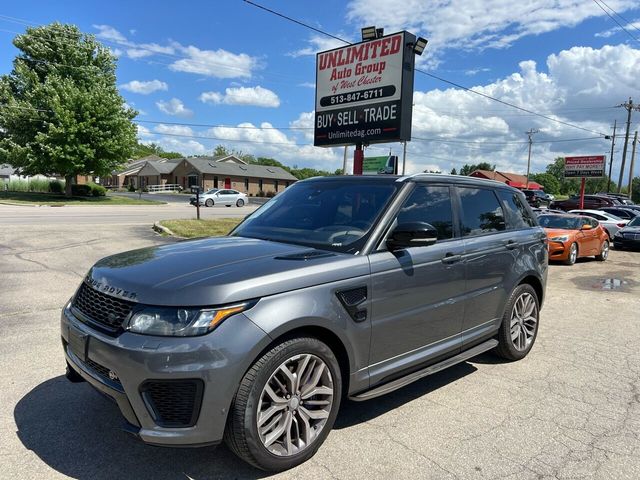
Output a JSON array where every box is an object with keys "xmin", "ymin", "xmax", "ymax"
[
  {"xmin": 458, "ymin": 187, "xmax": 506, "ymax": 236},
  {"xmin": 497, "ymin": 190, "xmax": 536, "ymax": 229}
]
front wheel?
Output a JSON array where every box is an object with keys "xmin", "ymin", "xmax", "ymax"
[
  {"xmin": 564, "ymin": 242, "xmax": 578, "ymax": 265},
  {"xmin": 205, "ymin": 198, "xmax": 214, "ymax": 207},
  {"xmin": 595, "ymin": 240, "xmax": 609, "ymax": 261},
  {"xmin": 236, "ymin": 199, "xmax": 245, "ymax": 207},
  {"xmin": 224, "ymin": 337, "xmax": 342, "ymax": 471},
  {"xmin": 494, "ymin": 284, "xmax": 540, "ymax": 361}
]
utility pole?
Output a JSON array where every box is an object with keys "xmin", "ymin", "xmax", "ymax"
[
  {"xmin": 342, "ymin": 145, "xmax": 348, "ymax": 175},
  {"xmin": 628, "ymin": 131, "xmax": 638, "ymax": 198},
  {"xmin": 525, "ymin": 128, "xmax": 539, "ymax": 188},
  {"xmin": 402, "ymin": 141, "xmax": 407, "ymax": 175},
  {"xmin": 617, "ymin": 98, "xmax": 640, "ymax": 192},
  {"xmin": 606, "ymin": 120, "xmax": 616, "ymax": 193}
]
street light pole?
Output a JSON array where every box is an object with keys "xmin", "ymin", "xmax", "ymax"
[
  {"xmin": 606, "ymin": 120, "xmax": 616, "ymax": 193},
  {"xmin": 525, "ymin": 128, "xmax": 539, "ymax": 189}
]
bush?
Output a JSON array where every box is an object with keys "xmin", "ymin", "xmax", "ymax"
[
  {"xmin": 71, "ymin": 184, "xmax": 92, "ymax": 196},
  {"xmin": 265, "ymin": 191, "xmax": 276, "ymax": 198},
  {"xmin": 256, "ymin": 190, "xmax": 265, "ymax": 197},
  {"xmin": 49, "ymin": 180, "xmax": 64, "ymax": 193},
  {"xmin": 127, "ymin": 183, "xmax": 136, "ymax": 192},
  {"xmin": 87, "ymin": 182, "xmax": 106, "ymax": 197}
]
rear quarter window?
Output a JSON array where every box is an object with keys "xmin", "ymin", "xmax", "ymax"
[
  {"xmin": 458, "ymin": 187, "xmax": 506, "ymax": 236},
  {"xmin": 497, "ymin": 190, "xmax": 537, "ymax": 229}
]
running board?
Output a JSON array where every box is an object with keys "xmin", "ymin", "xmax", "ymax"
[{"xmin": 350, "ymin": 339, "xmax": 498, "ymax": 402}]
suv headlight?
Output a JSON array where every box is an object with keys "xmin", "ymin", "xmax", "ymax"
[
  {"xmin": 126, "ymin": 302, "xmax": 253, "ymax": 336},
  {"xmin": 549, "ymin": 235, "xmax": 569, "ymax": 242}
]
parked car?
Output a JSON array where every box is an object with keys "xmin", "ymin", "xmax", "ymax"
[
  {"xmin": 549, "ymin": 194, "xmax": 620, "ymax": 211},
  {"xmin": 613, "ymin": 216, "xmax": 640, "ymax": 250},
  {"xmin": 61, "ymin": 175, "xmax": 547, "ymax": 471},
  {"xmin": 538, "ymin": 214, "xmax": 609, "ymax": 265},
  {"xmin": 523, "ymin": 189, "xmax": 552, "ymax": 206},
  {"xmin": 190, "ymin": 188, "xmax": 248, "ymax": 207},
  {"xmin": 598, "ymin": 207, "xmax": 640, "ymax": 220},
  {"xmin": 567, "ymin": 209, "xmax": 628, "ymax": 238},
  {"xmin": 597, "ymin": 192, "xmax": 635, "ymax": 205},
  {"xmin": 531, "ymin": 207, "xmax": 566, "ymax": 216}
]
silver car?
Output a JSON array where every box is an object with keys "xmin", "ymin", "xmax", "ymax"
[
  {"xmin": 190, "ymin": 188, "xmax": 248, "ymax": 207},
  {"xmin": 62, "ymin": 175, "xmax": 547, "ymax": 471},
  {"xmin": 568, "ymin": 209, "xmax": 629, "ymax": 238}
]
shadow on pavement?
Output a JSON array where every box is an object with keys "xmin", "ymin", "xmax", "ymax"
[
  {"xmin": 14, "ymin": 376, "xmax": 262, "ymax": 480},
  {"xmin": 335, "ymin": 362, "xmax": 477, "ymax": 429},
  {"xmin": 16, "ymin": 364, "xmax": 478, "ymax": 479}
]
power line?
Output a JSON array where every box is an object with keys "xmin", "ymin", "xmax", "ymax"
[
  {"xmin": 591, "ymin": 0, "xmax": 640, "ymax": 44},
  {"xmin": 243, "ymin": 0, "xmax": 610, "ymax": 137},
  {"xmin": 595, "ymin": 0, "xmax": 640, "ymax": 35}
]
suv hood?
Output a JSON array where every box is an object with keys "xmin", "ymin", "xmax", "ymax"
[{"xmin": 86, "ymin": 236, "xmax": 369, "ymax": 306}]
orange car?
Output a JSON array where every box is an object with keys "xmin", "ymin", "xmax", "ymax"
[{"xmin": 538, "ymin": 214, "xmax": 609, "ymax": 265}]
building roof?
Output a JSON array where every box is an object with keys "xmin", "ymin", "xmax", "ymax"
[
  {"xmin": 182, "ymin": 157, "xmax": 299, "ymax": 181},
  {"xmin": 470, "ymin": 169, "xmax": 543, "ymax": 190},
  {"xmin": 0, "ymin": 164, "xmax": 15, "ymax": 177},
  {"xmin": 138, "ymin": 158, "xmax": 182, "ymax": 176}
]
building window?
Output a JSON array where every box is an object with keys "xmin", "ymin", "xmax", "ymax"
[
  {"xmin": 258, "ymin": 179, "xmax": 263, "ymax": 191},
  {"xmin": 274, "ymin": 180, "xmax": 279, "ymax": 192},
  {"xmin": 214, "ymin": 176, "xmax": 218, "ymax": 188},
  {"xmin": 244, "ymin": 178, "xmax": 249, "ymax": 191}
]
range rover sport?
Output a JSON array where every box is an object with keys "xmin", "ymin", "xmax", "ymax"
[{"xmin": 61, "ymin": 174, "xmax": 547, "ymax": 471}]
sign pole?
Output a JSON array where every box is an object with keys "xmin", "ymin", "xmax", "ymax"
[
  {"xmin": 402, "ymin": 141, "xmax": 407, "ymax": 175},
  {"xmin": 579, "ymin": 177, "xmax": 586, "ymax": 209},
  {"xmin": 353, "ymin": 143, "xmax": 364, "ymax": 175},
  {"xmin": 342, "ymin": 146, "xmax": 348, "ymax": 175}
]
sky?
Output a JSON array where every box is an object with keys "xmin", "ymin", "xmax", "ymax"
[{"xmin": 1, "ymin": 0, "xmax": 640, "ymax": 182}]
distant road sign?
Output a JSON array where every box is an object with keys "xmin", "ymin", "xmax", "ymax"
[{"xmin": 564, "ymin": 155, "xmax": 605, "ymax": 178}]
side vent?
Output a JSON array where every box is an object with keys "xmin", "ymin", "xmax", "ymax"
[
  {"xmin": 274, "ymin": 251, "xmax": 336, "ymax": 261},
  {"xmin": 336, "ymin": 286, "xmax": 368, "ymax": 323}
]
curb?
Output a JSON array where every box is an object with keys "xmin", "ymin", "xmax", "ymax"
[{"xmin": 152, "ymin": 221, "xmax": 186, "ymax": 239}]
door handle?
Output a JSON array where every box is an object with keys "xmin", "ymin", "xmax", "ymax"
[
  {"xmin": 504, "ymin": 240, "xmax": 519, "ymax": 250},
  {"xmin": 441, "ymin": 253, "xmax": 462, "ymax": 264}
]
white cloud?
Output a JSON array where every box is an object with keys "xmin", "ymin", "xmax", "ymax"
[
  {"xmin": 596, "ymin": 19, "xmax": 640, "ymax": 38},
  {"xmin": 93, "ymin": 24, "xmax": 128, "ymax": 43},
  {"xmin": 136, "ymin": 124, "xmax": 154, "ymax": 138},
  {"xmin": 169, "ymin": 45, "xmax": 258, "ymax": 78},
  {"xmin": 288, "ymin": 34, "xmax": 350, "ymax": 57},
  {"xmin": 154, "ymin": 138, "xmax": 207, "ymax": 156},
  {"xmin": 156, "ymin": 98, "xmax": 193, "ymax": 117},
  {"xmin": 299, "ymin": 82, "xmax": 316, "ymax": 89},
  {"xmin": 199, "ymin": 86, "xmax": 280, "ymax": 108},
  {"xmin": 154, "ymin": 124, "xmax": 194, "ymax": 136},
  {"xmin": 346, "ymin": 0, "xmax": 638, "ymax": 64},
  {"xmin": 120, "ymin": 79, "xmax": 168, "ymax": 94}
]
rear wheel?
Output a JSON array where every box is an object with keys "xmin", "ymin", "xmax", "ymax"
[
  {"xmin": 205, "ymin": 198, "xmax": 214, "ymax": 207},
  {"xmin": 494, "ymin": 284, "xmax": 540, "ymax": 361},
  {"xmin": 224, "ymin": 337, "xmax": 341, "ymax": 471},
  {"xmin": 595, "ymin": 240, "xmax": 609, "ymax": 261},
  {"xmin": 564, "ymin": 242, "xmax": 578, "ymax": 265}
]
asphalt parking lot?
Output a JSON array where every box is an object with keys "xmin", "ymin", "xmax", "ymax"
[{"xmin": 0, "ymin": 204, "xmax": 639, "ymax": 479}]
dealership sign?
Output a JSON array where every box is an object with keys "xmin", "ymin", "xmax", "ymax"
[
  {"xmin": 314, "ymin": 32, "xmax": 416, "ymax": 147},
  {"xmin": 564, "ymin": 155, "xmax": 606, "ymax": 178}
]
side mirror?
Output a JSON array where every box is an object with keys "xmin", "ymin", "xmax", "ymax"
[
  {"xmin": 387, "ymin": 222, "xmax": 438, "ymax": 250},
  {"xmin": 581, "ymin": 224, "xmax": 592, "ymax": 230}
]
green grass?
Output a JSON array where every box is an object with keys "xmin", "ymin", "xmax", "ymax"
[
  {"xmin": 0, "ymin": 191, "xmax": 165, "ymax": 205},
  {"xmin": 160, "ymin": 218, "xmax": 242, "ymax": 238}
]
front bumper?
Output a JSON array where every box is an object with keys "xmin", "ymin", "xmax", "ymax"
[
  {"xmin": 547, "ymin": 241, "xmax": 569, "ymax": 261},
  {"xmin": 613, "ymin": 235, "xmax": 640, "ymax": 249},
  {"xmin": 61, "ymin": 305, "xmax": 270, "ymax": 447}
]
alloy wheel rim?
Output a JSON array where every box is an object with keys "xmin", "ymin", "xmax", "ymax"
[
  {"xmin": 257, "ymin": 353, "xmax": 334, "ymax": 457},
  {"xmin": 570, "ymin": 244, "xmax": 577, "ymax": 263},
  {"xmin": 602, "ymin": 241, "xmax": 609, "ymax": 259},
  {"xmin": 510, "ymin": 292, "xmax": 538, "ymax": 351}
]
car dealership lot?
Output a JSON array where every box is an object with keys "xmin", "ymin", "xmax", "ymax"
[{"xmin": 0, "ymin": 205, "xmax": 639, "ymax": 479}]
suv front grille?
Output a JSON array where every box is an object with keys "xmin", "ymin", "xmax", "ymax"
[
  {"xmin": 141, "ymin": 380, "xmax": 204, "ymax": 428},
  {"xmin": 72, "ymin": 282, "xmax": 135, "ymax": 331}
]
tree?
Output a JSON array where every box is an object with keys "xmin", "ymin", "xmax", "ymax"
[
  {"xmin": 459, "ymin": 162, "xmax": 495, "ymax": 176},
  {"xmin": 631, "ymin": 177, "xmax": 640, "ymax": 203},
  {"xmin": 450, "ymin": 167, "xmax": 458, "ymax": 175},
  {"xmin": 529, "ymin": 173, "xmax": 561, "ymax": 195},
  {"xmin": 0, "ymin": 23, "xmax": 137, "ymax": 196},
  {"xmin": 133, "ymin": 142, "xmax": 183, "ymax": 159}
]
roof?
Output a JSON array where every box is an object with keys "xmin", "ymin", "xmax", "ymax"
[
  {"xmin": 0, "ymin": 164, "xmax": 15, "ymax": 177},
  {"xmin": 138, "ymin": 158, "xmax": 182, "ymax": 176},
  {"xmin": 183, "ymin": 157, "xmax": 298, "ymax": 181},
  {"xmin": 303, "ymin": 173, "xmax": 521, "ymax": 190},
  {"xmin": 470, "ymin": 170, "xmax": 543, "ymax": 190}
]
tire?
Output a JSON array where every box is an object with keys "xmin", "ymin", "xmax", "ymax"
[
  {"xmin": 224, "ymin": 337, "xmax": 342, "ymax": 471},
  {"xmin": 494, "ymin": 284, "xmax": 540, "ymax": 361},
  {"xmin": 236, "ymin": 199, "xmax": 245, "ymax": 207},
  {"xmin": 205, "ymin": 198, "xmax": 214, "ymax": 207},
  {"xmin": 226, "ymin": 204, "xmax": 231, "ymax": 207},
  {"xmin": 564, "ymin": 242, "xmax": 578, "ymax": 265},
  {"xmin": 595, "ymin": 240, "xmax": 609, "ymax": 261}
]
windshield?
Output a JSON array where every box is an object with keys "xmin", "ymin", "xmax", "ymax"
[
  {"xmin": 231, "ymin": 180, "xmax": 399, "ymax": 253},
  {"xmin": 628, "ymin": 217, "xmax": 640, "ymax": 227},
  {"xmin": 538, "ymin": 215, "xmax": 583, "ymax": 230}
]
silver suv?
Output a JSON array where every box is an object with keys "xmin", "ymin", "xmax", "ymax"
[{"xmin": 61, "ymin": 174, "xmax": 547, "ymax": 471}]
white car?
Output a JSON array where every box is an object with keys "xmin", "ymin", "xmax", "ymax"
[
  {"xmin": 568, "ymin": 209, "xmax": 629, "ymax": 238},
  {"xmin": 190, "ymin": 188, "xmax": 248, "ymax": 207}
]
